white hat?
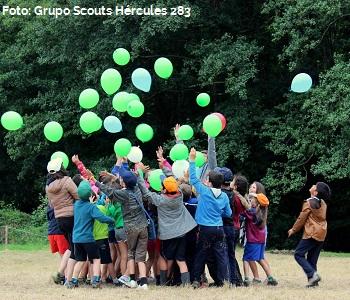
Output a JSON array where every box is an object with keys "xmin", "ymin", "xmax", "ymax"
[{"xmin": 47, "ymin": 157, "xmax": 63, "ymax": 174}]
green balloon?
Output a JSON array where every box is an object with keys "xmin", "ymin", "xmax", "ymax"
[
  {"xmin": 203, "ymin": 114, "xmax": 222, "ymax": 137},
  {"xmin": 79, "ymin": 112, "xmax": 102, "ymax": 134},
  {"xmin": 44, "ymin": 121, "xmax": 63, "ymax": 142},
  {"xmin": 154, "ymin": 57, "xmax": 173, "ymax": 79},
  {"xmin": 113, "ymin": 48, "xmax": 130, "ymax": 66},
  {"xmin": 127, "ymin": 100, "xmax": 144, "ymax": 118},
  {"xmin": 148, "ymin": 169, "xmax": 164, "ymax": 192},
  {"xmin": 195, "ymin": 152, "xmax": 206, "ymax": 168},
  {"xmin": 51, "ymin": 151, "xmax": 69, "ymax": 169},
  {"xmin": 101, "ymin": 68, "xmax": 122, "ymax": 95},
  {"xmin": 79, "ymin": 89, "xmax": 99, "ymax": 109},
  {"xmin": 196, "ymin": 93, "xmax": 210, "ymax": 107},
  {"xmin": 128, "ymin": 93, "xmax": 140, "ymax": 102},
  {"xmin": 1, "ymin": 111, "xmax": 23, "ymax": 131},
  {"xmin": 177, "ymin": 125, "xmax": 194, "ymax": 141},
  {"xmin": 114, "ymin": 138, "xmax": 132, "ymax": 157},
  {"xmin": 135, "ymin": 123, "xmax": 154, "ymax": 142},
  {"xmin": 169, "ymin": 144, "xmax": 189, "ymax": 161},
  {"xmin": 112, "ymin": 92, "xmax": 130, "ymax": 112}
]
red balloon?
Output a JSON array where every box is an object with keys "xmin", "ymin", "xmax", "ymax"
[{"xmin": 213, "ymin": 112, "xmax": 226, "ymax": 130}]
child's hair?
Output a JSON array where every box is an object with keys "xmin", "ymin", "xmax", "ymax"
[
  {"xmin": 252, "ymin": 181, "xmax": 266, "ymax": 195},
  {"xmin": 72, "ymin": 174, "xmax": 83, "ymax": 187},
  {"xmin": 179, "ymin": 183, "xmax": 192, "ymax": 201},
  {"xmin": 316, "ymin": 182, "xmax": 331, "ymax": 201},
  {"xmin": 208, "ymin": 171, "xmax": 224, "ymax": 188},
  {"xmin": 99, "ymin": 173, "xmax": 121, "ymax": 187},
  {"xmin": 255, "ymin": 205, "xmax": 268, "ymax": 229},
  {"xmin": 234, "ymin": 175, "xmax": 248, "ymax": 196},
  {"xmin": 46, "ymin": 169, "xmax": 69, "ymax": 184}
]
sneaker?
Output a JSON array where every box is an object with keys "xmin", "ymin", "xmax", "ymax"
[
  {"xmin": 243, "ymin": 279, "xmax": 251, "ymax": 287},
  {"xmin": 306, "ymin": 281, "xmax": 319, "ymax": 288},
  {"xmin": 106, "ymin": 276, "xmax": 114, "ymax": 284},
  {"xmin": 119, "ymin": 276, "xmax": 138, "ymax": 289},
  {"xmin": 86, "ymin": 278, "xmax": 91, "ymax": 285},
  {"xmin": 137, "ymin": 284, "xmax": 148, "ymax": 290},
  {"xmin": 52, "ymin": 272, "xmax": 65, "ymax": 285},
  {"xmin": 267, "ymin": 276, "xmax": 278, "ymax": 286},
  {"xmin": 192, "ymin": 281, "xmax": 200, "ymax": 289},
  {"xmin": 78, "ymin": 277, "xmax": 86, "ymax": 285},
  {"xmin": 253, "ymin": 278, "xmax": 262, "ymax": 284},
  {"xmin": 308, "ymin": 272, "xmax": 321, "ymax": 285},
  {"xmin": 91, "ymin": 281, "xmax": 101, "ymax": 289},
  {"xmin": 118, "ymin": 275, "xmax": 130, "ymax": 285},
  {"xmin": 64, "ymin": 280, "xmax": 77, "ymax": 289}
]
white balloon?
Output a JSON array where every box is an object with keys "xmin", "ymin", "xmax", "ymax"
[
  {"xmin": 172, "ymin": 160, "xmax": 189, "ymax": 179},
  {"xmin": 127, "ymin": 146, "xmax": 143, "ymax": 163}
]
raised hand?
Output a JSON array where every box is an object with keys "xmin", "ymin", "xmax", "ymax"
[
  {"xmin": 174, "ymin": 123, "xmax": 181, "ymax": 141},
  {"xmin": 71, "ymin": 154, "xmax": 80, "ymax": 164},
  {"xmin": 189, "ymin": 147, "xmax": 196, "ymax": 161}
]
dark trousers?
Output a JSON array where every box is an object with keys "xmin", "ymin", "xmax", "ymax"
[
  {"xmin": 224, "ymin": 226, "xmax": 243, "ymax": 285},
  {"xmin": 294, "ymin": 238, "xmax": 323, "ymax": 278},
  {"xmin": 193, "ymin": 226, "xmax": 228, "ymax": 284}
]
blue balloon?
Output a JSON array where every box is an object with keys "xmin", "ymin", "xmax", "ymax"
[
  {"xmin": 103, "ymin": 116, "xmax": 122, "ymax": 133},
  {"xmin": 291, "ymin": 73, "xmax": 312, "ymax": 93},
  {"xmin": 131, "ymin": 68, "xmax": 152, "ymax": 92}
]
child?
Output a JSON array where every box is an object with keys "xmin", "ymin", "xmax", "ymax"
[
  {"xmin": 288, "ymin": 182, "xmax": 330, "ymax": 288},
  {"xmin": 138, "ymin": 175, "xmax": 197, "ymax": 286},
  {"xmin": 188, "ymin": 148, "xmax": 232, "ymax": 288},
  {"xmin": 67, "ymin": 181, "xmax": 115, "ymax": 289},
  {"xmin": 241, "ymin": 193, "xmax": 278, "ymax": 286}
]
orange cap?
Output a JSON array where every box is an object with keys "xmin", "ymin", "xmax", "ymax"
[
  {"xmin": 163, "ymin": 176, "xmax": 178, "ymax": 193},
  {"xmin": 256, "ymin": 193, "xmax": 269, "ymax": 207}
]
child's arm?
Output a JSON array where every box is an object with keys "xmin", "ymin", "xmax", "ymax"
[
  {"xmin": 222, "ymin": 196, "xmax": 232, "ymax": 218},
  {"xmin": 66, "ymin": 177, "xmax": 79, "ymax": 200},
  {"xmin": 207, "ymin": 137, "xmax": 218, "ymax": 171},
  {"xmin": 289, "ymin": 201, "xmax": 311, "ymax": 236},
  {"xmin": 137, "ymin": 177, "xmax": 163, "ymax": 206},
  {"xmin": 72, "ymin": 155, "xmax": 99, "ymax": 193},
  {"xmin": 235, "ymin": 191, "xmax": 251, "ymax": 210},
  {"xmin": 90, "ymin": 205, "xmax": 115, "ymax": 226},
  {"xmin": 189, "ymin": 149, "xmax": 204, "ymax": 195}
]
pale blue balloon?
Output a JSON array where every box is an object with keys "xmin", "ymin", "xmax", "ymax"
[
  {"xmin": 103, "ymin": 116, "xmax": 122, "ymax": 133},
  {"xmin": 131, "ymin": 68, "xmax": 152, "ymax": 92},
  {"xmin": 291, "ymin": 73, "xmax": 312, "ymax": 93}
]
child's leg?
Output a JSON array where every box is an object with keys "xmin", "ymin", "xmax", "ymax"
[
  {"xmin": 243, "ymin": 260, "xmax": 250, "ymax": 279},
  {"xmin": 294, "ymin": 239, "xmax": 319, "ymax": 279},
  {"xmin": 78, "ymin": 261, "xmax": 88, "ymax": 279},
  {"xmin": 306, "ymin": 241, "xmax": 323, "ymax": 273},
  {"xmin": 117, "ymin": 241, "xmax": 128, "ymax": 275},
  {"xmin": 107, "ymin": 263, "xmax": 116, "ymax": 279},
  {"xmin": 101, "ymin": 264, "xmax": 108, "ymax": 281},
  {"xmin": 212, "ymin": 228, "xmax": 228, "ymax": 285},
  {"xmin": 257, "ymin": 259, "xmax": 272, "ymax": 277},
  {"xmin": 193, "ymin": 228, "xmax": 211, "ymax": 284},
  {"xmin": 92, "ymin": 259, "xmax": 101, "ymax": 277},
  {"xmin": 59, "ymin": 249, "xmax": 71, "ymax": 276},
  {"xmin": 158, "ymin": 255, "xmax": 168, "ymax": 285},
  {"xmin": 115, "ymin": 245, "xmax": 121, "ymax": 276},
  {"xmin": 248, "ymin": 261, "xmax": 260, "ymax": 279},
  {"xmin": 66, "ymin": 258, "xmax": 76, "ymax": 282},
  {"xmin": 72, "ymin": 261, "xmax": 85, "ymax": 279}
]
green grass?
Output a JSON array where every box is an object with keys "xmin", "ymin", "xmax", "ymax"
[
  {"xmin": 321, "ymin": 251, "xmax": 350, "ymax": 257},
  {"xmin": 0, "ymin": 243, "xmax": 48, "ymax": 251}
]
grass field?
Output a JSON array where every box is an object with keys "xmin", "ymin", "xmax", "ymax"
[{"xmin": 1, "ymin": 247, "xmax": 349, "ymax": 300}]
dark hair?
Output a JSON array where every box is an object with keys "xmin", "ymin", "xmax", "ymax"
[
  {"xmin": 316, "ymin": 182, "xmax": 331, "ymax": 201},
  {"xmin": 252, "ymin": 181, "xmax": 266, "ymax": 195},
  {"xmin": 179, "ymin": 183, "xmax": 192, "ymax": 201},
  {"xmin": 46, "ymin": 170, "xmax": 69, "ymax": 186},
  {"xmin": 72, "ymin": 174, "xmax": 83, "ymax": 187},
  {"xmin": 234, "ymin": 175, "xmax": 248, "ymax": 196},
  {"xmin": 208, "ymin": 171, "xmax": 224, "ymax": 188},
  {"xmin": 255, "ymin": 206, "xmax": 268, "ymax": 229}
]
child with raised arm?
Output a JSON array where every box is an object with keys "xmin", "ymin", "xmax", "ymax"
[
  {"xmin": 288, "ymin": 182, "xmax": 330, "ymax": 288},
  {"xmin": 188, "ymin": 147, "xmax": 232, "ymax": 288}
]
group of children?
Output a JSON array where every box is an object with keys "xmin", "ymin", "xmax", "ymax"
[{"xmin": 46, "ymin": 127, "xmax": 331, "ymax": 290}]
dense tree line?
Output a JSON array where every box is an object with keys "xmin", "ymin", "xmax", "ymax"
[{"xmin": 1, "ymin": 0, "xmax": 349, "ymax": 251}]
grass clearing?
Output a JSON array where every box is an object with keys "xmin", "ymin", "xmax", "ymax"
[{"xmin": 0, "ymin": 247, "xmax": 349, "ymax": 300}]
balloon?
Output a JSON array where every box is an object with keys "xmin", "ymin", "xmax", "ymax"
[
  {"xmin": 127, "ymin": 146, "xmax": 143, "ymax": 163},
  {"xmin": 169, "ymin": 144, "xmax": 189, "ymax": 161},
  {"xmin": 51, "ymin": 151, "xmax": 69, "ymax": 169},
  {"xmin": 114, "ymin": 138, "xmax": 132, "ymax": 157},
  {"xmin": 291, "ymin": 73, "xmax": 312, "ymax": 93},
  {"xmin": 44, "ymin": 121, "xmax": 63, "ymax": 142},
  {"xmin": 203, "ymin": 114, "xmax": 222, "ymax": 137},
  {"xmin": 101, "ymin": 68, "xmax": 122, "ymax": 95},
  {"xmin": 131, "ymin": 68, "xmax": 152, "ymax": 92},
  {"xmin": 113, "ymin": 48, "xmax": 130, "ymax": 66},
  {"xmin": 213, "ymin": 112, "xmax": 227, "ymax": 130},
  {"xmin": 177, "ymin": 125, "xmax": 194, "ymax": 141},
  {"xmin": 1, "ymin": 111, "xmax": 23, "ymax": 131},
  {"xmin": 172, "ymin": 160, "xmax": 189, "ymax": 179},
  {"xmin": 196, "ymin": 93, "xmax": 210, "ymax": 107},
  {"xmin": 148, "ymin": 169, "xmax": 164, "ymax": 192},
  {"xmin": 135, "ymin": 123, "xmax": 154, "ymax": 142},
  {"xmin": 79, "ymin": 89, "xmax": 99, "ymax": 109},
  {"xmin": 154, "ymin": 57, "xmax": 173, "ymax": 79},
  {"xmin": 103, "ymin": 116, "xmax": 122, "ymax": 133},
  {"xmin": 128, "ymin": 93, "xmax": 140, "ymax": 102},
  {"xmin": 112, "ymin": 92, "xmax": 130, "ymax": 112},
  {"xmin": 127, "ymin": 100, "xmax": 144, "ymax": 118},
  {"xmin": 195, "ymin": 151, "xmax": 206, "ymax": 168},
  {"xmin": 79, "ymin": 112, "xmax": 102, "ymax": 134}
]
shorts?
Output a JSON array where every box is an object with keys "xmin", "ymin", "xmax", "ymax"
[
  {"xmin": 243, "ymin": 242, "xmax": 265, "ymax": 261},
  {"xmin": 74, "ymin": 242, "xmax": 100, "ymax": 262},
  {"xmin": 126, "ymin": 226, "xmax": 148, "ymax": 262},
  {"xmin": 108, "ymin": 229, "xmax": 117, "ymax": 243},
  {"xmin": 96, "ymin": 239, "xmax": 112, "ymax": 264},
  {"xmin": 161, "ymin": 236, "xmax": 187, "ymax": 261},
  {"xmin": 115, "ymin": 227, "xmax": 127, "ymax": 242},
  {"xmin": 48, "ymin": 234, "xmax": 69, "ymax": 255},
  {"xmin": 56, "ymin": 216, "xmax": 75, "ymax": 259},
  {"xmin": 147, "ymin": 238, "xmax": 161, "ymax": 253}
]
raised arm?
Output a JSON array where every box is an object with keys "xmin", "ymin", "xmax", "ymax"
[
  {"xmin": 137, "ymin": 177, "xmax": 163, "ymax": 206},
  {"xmin": 207, "ymin": 137, "xmax": 217, "ymax": 171},
  {"xmin": 189, "ymin": 148, "xmax": 204, "ymax": 195}
]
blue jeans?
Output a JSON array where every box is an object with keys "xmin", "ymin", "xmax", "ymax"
[
  {"xmin": 224, "ymin": 226, "xmax": 243, "ymax": 285},
  {"xmin": 193, "ymin": 226, "xmax": 229, "ymax": 284},
  {"xmin": 294, "ymin": 238, "xmax": 323, "ymax": 278}
]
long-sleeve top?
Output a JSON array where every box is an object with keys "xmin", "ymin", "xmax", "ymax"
[
  {"xmin": 93, "ymin": 205, "xmax": 109, "ymax": 241},
  {"xmin": 73, "ymin": 160, "xmax": 99, "ymax": 194},
  {"xmin": 47, "ymin": 205, "xmax": 63, "ymax": 235},
  {"xmin": 233, "ymin": 191, "xmax": 251, "ymax": 229},
  {"xmin": 197, "ymin": 137, "xmax": 217, "ymax": 181},
  {"xmin": 138, "ymin": 179, "xmax": 197, "ymax": 240},
  {"xmin": 73, "ymin": 200, "xmax": 114, "ymax": 243},
  {"xmin": 189, "ymin": 161, "xmax": 231, "ymax": 226},
  {"xmin": 241, "ymin": 208, "xmax": 266, "ymax": 244}
]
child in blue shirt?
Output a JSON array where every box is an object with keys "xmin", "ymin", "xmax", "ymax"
[{"xmin": 189, "ymin": 147, "xmax": 232, "ymax": 288}]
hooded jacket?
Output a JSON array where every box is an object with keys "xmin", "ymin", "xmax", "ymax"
[
  {"xmin": 46, "ymin": 176, "xmax": 78, "ymax": 218},
  {"xmin": 291, "ymin": 197, "xmax": 327, "ymax": 241}
]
